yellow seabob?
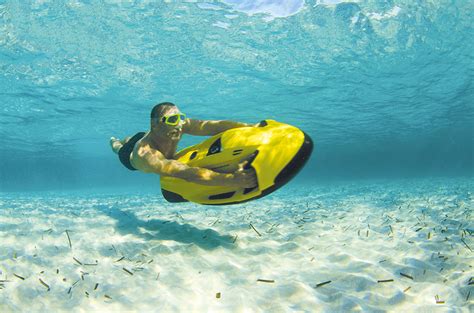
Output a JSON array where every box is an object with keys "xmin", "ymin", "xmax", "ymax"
[{"xmin": 161, "ymin": 120, "xmax": 313, "ymax": 205}]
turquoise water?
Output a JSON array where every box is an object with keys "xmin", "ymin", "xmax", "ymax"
[{"xmin": 1, "ymin": 0, "xmax": 472, "ymax": 192}]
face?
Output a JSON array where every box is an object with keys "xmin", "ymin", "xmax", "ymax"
[{"xmin": 156, "ymin": 106, "xmax": 185, "ymax": 140}]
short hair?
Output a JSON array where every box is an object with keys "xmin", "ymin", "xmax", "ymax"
[{"xmin": 150, "ymin": 102, "xmax": 176, "ymax": 119}]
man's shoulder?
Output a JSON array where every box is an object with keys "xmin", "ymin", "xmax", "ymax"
[
  {"xmin": 132, "ymin": 139, "xmax": 162, "ymax": 158},
  {"xmin": 130, "ymin": 139, "xmax": 165, "ymax": 172}
]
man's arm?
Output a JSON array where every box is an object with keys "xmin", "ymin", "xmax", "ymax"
[
  {"xmin": 183, "ymin": 119, "xmax": 252, "ymax": 136},
  {"xmin": 137, "ymin": 147, "xmax": 256, "ymax": 188}
]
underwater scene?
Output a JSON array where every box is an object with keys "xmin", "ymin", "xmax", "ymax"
[{"xmin": 0, "ymin": 1, "xmax": 472, "ymax": 312}]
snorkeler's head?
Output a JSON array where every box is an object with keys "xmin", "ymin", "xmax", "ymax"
[
  {"xmin": 150, "ymin": 102, "xmax": 185, "ymax": 140},
  {"xmin": 150, "ymin": 102, "xmax": 176, "ymax": 120}
]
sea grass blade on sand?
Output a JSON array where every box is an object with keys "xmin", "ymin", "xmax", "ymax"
[
  {"xmin": 84, "ymin": 262, "xmax": 98, "ymax": 266},
  {"xmin": 122, "ymin": 268, "xmax": 133, "ymax": 276},
  {"xmin": 435, "ymin": 295, "xmax": 445, "ymax": 304},
  {"xmin": 400, "ymin": 273, "xmax": 414, "ymax": 280},
  {"xmin": 250, "ymin": 223, "xmax": 262, "ymax": 237},
  {"xmin": 315, "ymin": 280, "xmax": 331, "ymax": 288},
  {"xmin": 13, "ymin": 274, "xmax": 25, "ymax": 280},
  {"xmin": 39, "ymin": 278, "xmax": 50, "ymax": 291},
  {"xmin": 460, "ymin": 239, "xmax": 472, "ymax": 252},
  {"xmin": 65, "ymin": 230, "xmax": 72, "ymax": 249}
]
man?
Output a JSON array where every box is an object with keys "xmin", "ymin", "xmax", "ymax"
[{"xmin": 110, "ymin": 102, "xmax": 257, "ymax": 188}]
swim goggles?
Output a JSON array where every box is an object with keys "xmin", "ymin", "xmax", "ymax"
[{"xmin": 161, "ymin": 113, "xmax": 186, "ymax": 126}]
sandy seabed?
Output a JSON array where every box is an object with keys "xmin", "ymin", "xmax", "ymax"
[{"xmin": 0, "ymin": 177, "xmax": 473, "ymax": 312}]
